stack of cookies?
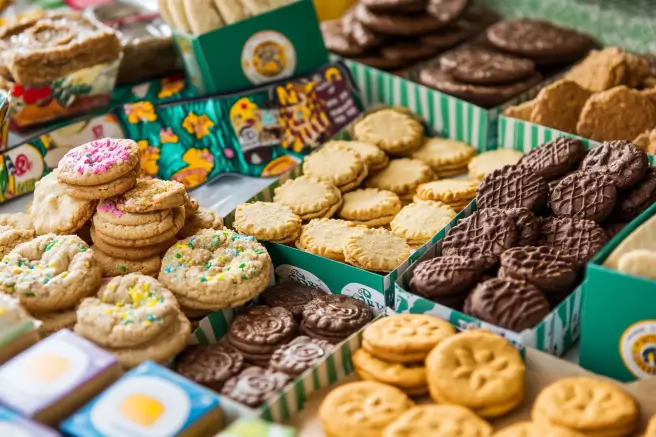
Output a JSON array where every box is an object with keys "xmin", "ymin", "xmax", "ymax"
[
  {"xmin": 413, "ymin": 179, "xmax": 478, "ymax": 212},
  {"xmin": 411, "ymin": 137, "xmax": 477, "ymax": 178}
]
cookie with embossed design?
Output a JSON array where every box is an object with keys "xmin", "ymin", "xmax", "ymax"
[
  {"xmin": 269, "ymin": 336, "xmax": 333, "ymax": 377},
  {"xmin": 221, "ymin": 366, "xmax": 291, "ymax": 408},
  {"xmin": 175, "ymin": 344, "xmax": 244, "ymax": 391},
  {"xmin": 476, "ymin": 165, "xmax": 549, "ymax": 213},
  {"xmin": 581, "ymin": 140, "xmax": 649, "ymax": 190},
  {"xmin": 518, "ymin": 137, "xmax": 586, "ymax": 182},
  {"xmin": 551, "ymin": 170, "xmax": 617, "ymax": 223},
  {"xmin": 260, "ymin": 282, "xmax": 324, "ymax": 321},
  {"xmin": 301, "ymin": 294, "xmax": 373, "ymax": 344},
  {"xmin": 440, "ymin": 48, "xmax": 535, "ymax": 85},
  {"xmin": 409, "ymin": 255, "xmax": 481, "ymax": 308},
  {"xmin": 538, "ymin": 216, "xmax": 608, "ymax": 266}
]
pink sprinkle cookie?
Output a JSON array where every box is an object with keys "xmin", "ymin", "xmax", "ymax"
[{"xmin": 57, "ymin": 138, "xmax": 140, "ymax": 186}]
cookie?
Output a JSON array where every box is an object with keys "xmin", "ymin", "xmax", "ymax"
[
  {"xmin": 353, "ymin": 349, "xmax": 427, "ymax": 396},
  {"xmin": 550, "ymin": 170, "xmax": 617, "ymax": 222},
  {"xmin": 159, "ymin": 229, "xmax": 271, "ymax": 310},
  {"xmin": 486, "ymin": 19, "xmax": 594, "ymax": 65},
  {"xmin": 530, "ymin": 80, "xmax": 593, "ymax": 134},
  {"xmin": 617, "ymin": 249, "xmax": 656, "ymax": 280},
  {"xmin": 532, "ymin": 377, "xmax": 639, "ymax": 437},
  {"xmin": 355, "ymin": 4, "xmax": 449, "ymax": 36},
  {"xmin": 390, "ymin": 201, "xmax": 456, "ymax": 246},
  {"xmin": 233, "ymin": 201, "xmax": 301, "ymax": 243},
  {"xmin": 30, "ymin": 172, "xmax": 95, "ymax": 235},
  {"xmin": 477, "ymin": 165, "xmax": 549, "ymax": 213},
  {"xmin": 274, "ymin": 176, "xmax": 342, "ymax": 221},
  {"xmin": 468, "ymin": 149, "xmax": 524, "ymax": 181},
  {"xmin": 577, "ymin": 86, "xmax": 656, "ymax": 142},
  {"xmin": 518, "ymin": 137, "xmax": 586, "ymax": 181},
  {"xmin": 177, "ymin": 208, "xmax": 225, "ymax": 239},
  {"xmin": 503, "ymin": 207, "xmax": 539, "ymax": 246},
  {"xmin": 92, "ymin": 209, "xmax": 177, "ymax": 240},
  {"xmin": 419, "ymin": 21, "xmax": 473, "ymax": 49},
  {"xmin": 175, "ymin": 344, "xmax": 244, "ymax": 391},
  {"xmin": 319, "ymin": 381, "xmax": 414, "ymax": 437},
  {"xmin": 538, "ymin": 216, "xmax": 608, "ymax": 265},
  {"xmin": 324, "ymin": 140, "xmax": 389, "ymax": 171},
  {"xmin": 93, "ymin": 205, "xmax": 185, "ymax": 247},
  {"xmin": 57, "ymin": 138, "xmax": 140, "ymax": 186},
  {"xmin": 352, "ymin": 53, "xmax": 407, "ymax": 71},
  {"xmin": 221, "ymin": 366, "xmax": 291, "ymax": 408},
  {"xmin": 633, "ymin": 128, "xmax": 656, "ymax": 155},
  {"xmin": 581, "ymin": 140, "xmax": 649, "ymax": 190},
  {"xmin": 381, "ymin": 41, "xmax": 439, "ymax": 62},
  {"xmin": 90, "ymin": 226, "xmax": 175, "ymax": 260},
  {"xmin": 60, "ymin": 165, "xmax": 139, "ymax": 200},
  {"xmin": 411, "ymin": 137, "xmax": 477, "ymax": 173},
  {"xmin": 213, "ymin": 0, "xmax": 249, "ymax": 25},
  {"xmin": 426, "ymin": 329, "xmax": 525, "ymax": 418},
  {"xmin": 440, "ymin": 48, "xmax": 535, "ymax": 85},
  {"xmin": 354, "ymin": 109, "xmax": 424, "ymax": 156},
  {"xmin": 612, "ymin": 167, "xmax": 656, "ymax": 222},
  {"xmin": 342, "ymin": 12, "xmax": 385, "ymax": 50},
  {"xmin": 228, "ymin": 306, "xmax": 298, "ymax": 366},
  {"xmin": 97, "ymin": 198, "xmax": 172, "ymax": 226},
  {"xmin": 365, "ymin": 158, "xmax": 435, "ymax": 198},
  {"xmin": 362, "ymin": 314, "xmax": 456, "ymax": 363},
  {"xmin": 115, "ymin": 178, "xmax": 187, "ymax": 213},
  {"xmin": 564, "ymin": 47, "xmax": 629, "ymax": 92},
  {"xmin": 503, "ymin": 99, "xmax": 537, "ymax": 122},
  {"xmin": 442, "ymin": 208, "xmax": 518, "ymax": 270},
  {"xmin": 303, "ymin": 143, "xmax": 368, "ymax": 192},
  {"xmin": 361, "ymin": 0, "xmax": 428, "ymax": 12},
  {"xmin": 0, "ymin": 213, "xmax": 35, "ymax": 257},
  {"xmin": 344, "ymin": 227, "xmax": 411, "ymax": 272},
  {"xmin": 604, "ymin": 222, "xmax": 628, "ymax": 240},
  {"xmin": 184, "ymin": 0, "xmax": 224, "ymax": 35},
  {"xmin": 415, "ymin": 179, "xmax": 478, "ymax": 203},
  {"xmin": 492, "ymin": 422, "xmax": 586, "ymax": 437},
  {"xmin": 35, "ymin": 309, "xmax": 77, "ymax": 336},
  {"xmin": 301, "ymin": 294, "xmax": 373, "ymax": 344},
  {"xmin": 260, "ymin": 282, "xmax": 324, "ymax": 320},
  {"xmin": 167, "ymin": 0, "xmax": 192, "ymax": 33},
  {"xmin": 92, "ymin": 247, "xmax": 161, "ymax": 277},
  {"xmin": 385, "ymin": 405, "xmax": 494, "ymax": 437},
  {"xmin": 321, "ymin": 19, "xmax": 365, "ymax": 57},
  {"xmin": 296, "ymin": 218, "xmax": 358, "ymax": 262},
  {"xmin": 338, "ymin": 188, "xmax": 402, "ymax": 226},
  {"xmin": 647, "ymin": 414, "xmax": 656, "ymax": 437},
  {"xmin": 426, "ymin": 0, "xmax": 469, "ymax": 24},
  {"xmin": 409, "ymin": 255, "xmax": 481, "ymax": 307},
  {"xmin": 269, "ymin": 336, "xmax": 332, "ymax": 377}
]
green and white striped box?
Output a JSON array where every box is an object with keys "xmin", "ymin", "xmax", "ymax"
[{"xmin": 497, "ymin": 116, "xmax": 599, "ymax": 152}]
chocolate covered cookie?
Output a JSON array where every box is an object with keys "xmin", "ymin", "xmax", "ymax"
[
  {"xmin": 442, "ymin": 209, "xmax": 518, "ymax": 270},
  {"xmin": 355, "ymin": 4, "xmax": 452, "ymax": 36},
  {"xmin": 503, "ymin": 207, "xmax": 539, "ymax": 246},
  {"xmin": 221, "ymin": 366, "xmax": 291, "ymax": 408},
  {"xmin": 463, "ymin": 277, "xmax": 551, "ymax": 332},
  {"xmin": 612, "ymin": 167, "xmax": 656, "ymax": 222},
  {"xmin": 476, "ymin": 165, "xmax": 549, "ymax": 213},
  {"xmin": 260, "ymin": 282, "xmax": 324, "ymax": 321},
  {"xmin": 269, "ymin": 336, "xmax": 333, "ymax": 377},
  {"xmin": 604, "ymin": 222, "xmax": 628, "ymax": 239},
  {"xmin": 440, "ymin": 48, "xmax": 535, "ymax": 85},
  {"xmin": 362, "ymin": 0, "xmax": 429, "ymax": 12},
  {"xmin": 581, "ymin": 140, "xmax": 649, "ymax": 190},
  {"xmin": 321, "ymin": 20, "xmax": 365, "ymax": 57},
  {"xmin": 551, "ymin": 170, "xmax": 617, "ymax": 223},
  {"xmin": 538, "ymin": 216, "xmax": 608, "ymax": 265},
  {"xmin": 426, "ymin": 0, "xmax": 469, "ymax": 24},
  {"xmin": 175, "ymin": 344, "xmax": 244, "ymax": 391},
  {"xmin": 228, "ymin": 306, "xmax": 298, "ymax": 366},
  {"xmin": 518, "ymin": 137, "xmax": 586, "ymax": 181},
  {"xmin": 343, "ymin": 12, "xmax": 385, "ymax": 49},
  {"xmin": 419, "ymin": 22, "xmax": 473, "ymax": 49},
  {"xmin": 301, "ymin": 294, "xmax": 373, "ymax": 344},
  {"xmin": 409, "ymin": 255, "xmax": 481, "ymax": 308}
]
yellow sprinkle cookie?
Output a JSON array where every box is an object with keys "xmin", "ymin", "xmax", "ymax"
[
  {"xmin": 233, "ymin": 201, "xmax": 301, "ymax": 243},
  {"xmin": 354, "ymin": 109, "xmax": 424, "ymax": 155},
  {"xmin": 390, "ymin": 201, "xmax": 456, "ymax": 246},
  {"xmin": 344, "ymin": 228, "xmax": 411, "ymax": 272},
  {"xmin": 319, "ymin": 381, "xmax": 414, "ymax": 437},
  {"xmin": 273, "ymin": 176, "xmax": 342, "ymax": 219},
  {"xmin": 468, "ymin": 149, "xmax": 523, "ymax": 181},
  {"xmin": 384, "ymin": 405, "xmax": 493, "ymax": 437},
  {"xmin": 303, "ymin": 142, "xmax": 367, "ymax": 189},
  {"xmin": 325, "ymin": 140, "xmax": 390, "ymax": 170},
  {"xmin": 296, "ymin": 219, "xmax": 358, "ymax": 262},
  {"xmin": 492, "ymin": 422, "xmax": 586, "ymax": 437},
  {"xmin": 353, "ymin": 349, "xmax": 427, "ymax": 395},
  {"xmin": 339, "ymin": 188, "xmax": 402, "ymax": 225},
  {"xmin": 412, "ymin": 137, "xmax": 477, "ymax": 169},
  {"xmin": 416, "ymin": 179, "xmax": 479, "ymax": 203},
  {"xmin": 365, "ymin": 158, "xmax": 435, "ymax": 197}
]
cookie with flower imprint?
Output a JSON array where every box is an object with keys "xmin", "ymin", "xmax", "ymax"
[
  {"xmin": 0, "ymin": 234, "xmax": 102, "ymax": 313},
  {"xmin": 158, "ymin": 229, "xmax": 272, "ymax": 310},
  {"xmin": 57, "ymin": 138, "xmax": 140, "ymax": 187},
  {"xmin": 115, "ymin": 178, "xmax": 188, "ymax": 213},
  {"xmin": 75, "ymin": 274, "xmax": 190, "ymax": 369},
  {"xmin": 92, "ymin": 247, "xmax": 161, "ymax": 277}
]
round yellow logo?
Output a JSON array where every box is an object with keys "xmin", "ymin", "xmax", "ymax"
[
  {"xmin": 619, "ymin": 320, "xmax": 656, "ymax": 378},
  {"xmin": 242, "ymin": 31, "xmax": 296, "ymax": 85}
]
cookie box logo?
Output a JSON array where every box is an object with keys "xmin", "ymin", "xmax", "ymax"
[
  {"xmin": 275, "ymin": 265, "xmax": 330, "ymax": 293},
  {"xmin": 341, "ymin": 284, "xmax": 385, "ymax": 314},
  {"xmin": 0, "ymin": 144, "xmax": 44, "ymax": 202},
  {"xmin": 242, "ymin": 31, "xmax": 296, "ymax": 85},
  {"xmin": 620, "ymin": 320, "xmax": 656, "ymax": 379}
]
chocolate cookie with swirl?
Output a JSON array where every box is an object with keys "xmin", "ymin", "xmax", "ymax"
[
  {"xmin": 260, "ymin": 282, "xmax": 324, "ymax": 321},
  {"xmin": 301, "ymin": 294, "xmax": 373, "ymax": 344},
  {"xmin": 269, "ymin": 336, "xmax": 333, "ymax": 377},
  {"xmin": 174, "ymin": 344, "xmax": 244, "ymax": 391},
  {"xmin": 221, "ymin": 366, "xmax": 291, "ymax": 408}
]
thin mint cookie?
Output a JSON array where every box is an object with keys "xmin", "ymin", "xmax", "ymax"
[
  {"xmin": 551, "ymin": 170, "xmax": 617, "ymax": 223},
  {"xmin": 419, "ymin": 22, "xmax": 473, "ymax": 49},
  {"xmin": 503, "ymin": 207, "xmax": 539, "ymax": 246},
  {"xmin": 321, "ymin": 19, "xmax": 365, "ymax": 56},
  {"xmin": 518, "ymin": 137, "xmax": 586, "ymax": 181},
  {"xmin": 440, "ymin": 48, "xmax": 535, "ymax": 85},
  {"xmin": 355, "ymin": 4, "xmax": 449, "ymax": 36},
  {"xmin": 381, "ymin": 41, "xmax": 439, "ymax": 62},
  {"xmin": 221, "ymin": 366, "xmax": 290, "ymax": 408},
  {"xmin": 175, "ymin": 344, "xmax": 244, "ymax": 391},
  {"xmin": 427, "ymin": 0, "xmax": 470, "ymax": 24},
  {"xmin": 343, "ymin": 11, "xmax": 385, "ymax": 49},
  {"xmin": 581, "ymin": 140, "xmax": 649, "ymax": 190},
  {"xmin": 476, "ymin": 165, "xmax": 549, "ymax": 213},
  {"xmin": 269, "ymin": 336, "xmax": 333, "ymax": 377}
]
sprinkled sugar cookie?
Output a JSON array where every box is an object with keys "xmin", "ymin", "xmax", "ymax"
[
  {"xmin": 234, "ymin": 202, "xmax": 301, "ymax": 243},
  {"xmin": 0, "ymin": 234, "xmax": 102, "ymax": 313},
  {"xmin": 116, "ymin": 178, "xmax": 188, "ymax": 213},
  {"xmin": 177, "ymin": 208, "xmax": 225, "ymax": 239},
  {"xmin": 75, "ymin": 274, "xmax": 190, "ymax": 369},
  {"xmin": 92, "ymin": 247, "xmax": 161, "ymax": 277},
  {"xmin": 96, "ymin": 198, "xmax": 173, "ymax": 227},
  {"xmin": 159, "ymin": 229, "xmax": 271, "ymax": 310},
  {"xmin": 61, "ymin": 166, "xmax": 139, "ymax": 200}
]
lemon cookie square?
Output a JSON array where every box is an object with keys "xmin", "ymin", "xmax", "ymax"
[
  {"xmin": 0, "ymin": 329, "xmax": 121, "ymax": 426},
  {"xmin": 61, "ymin": 361, "xmax": 223, "ymax": 437}
]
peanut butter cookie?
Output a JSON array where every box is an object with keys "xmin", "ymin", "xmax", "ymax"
[{"xmin": 233, "ymin": 201, "xmax": 301, "ymax": 243}]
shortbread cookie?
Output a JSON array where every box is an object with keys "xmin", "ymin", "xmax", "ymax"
[
  {"xmin": 159, "ymin": 229, "xmax": 271, "ymax": 310},
  {"xmin": 391, "ymin": 201, "xmax": 456, "ymax": 246},
  {"xmin": 34, "ymin": 309, "xmax": 77, "ymax": 336},
  {"xmin": 0, "ymin": 234, "xmax": 102, "ymax": 313},
  {"xmin": 363, "ymin": 314, "xmax": 456, "ymax": 363},
  {"xmin": 415, "ymin": 179, "xmax": 478, "ymax": 203},
  {"xmin": 385, "ymin": 405, "xmax": 494, "ymax": 437},
  {"xmin": 338, "ymin": 188, "xmax": 402, "ymax": 226},
  {"xmin": 411, "ymin": 137, "xmax": 477, "ymax": 171},
  {"xmin": 184, "ymin": 0, "xmax": 224, "ymax": 35},
  {"xmin": 57, "ymin": 138, "xmax": 140, "ymax": 186},
  {"xmin": 426, "ymin": 330, "xmax": 525, "ymax": 418},
  {"xmin": 492, "ymin": 422, "xmax": 585, "ymax": 437},
  {"xmin": 532, "ymin": 377, "xmax": 639, "ymax": 437},
  {"xmin": 93, "ymin": 206, "xmax": 186, "ymax": 247},
  {"xmin": 344, "ymin": 228, "xmax": 411, "ymax": 272},
  {"xmin": 273, "ymin": 176, "xmax": 343, "ymax": 220},
  {"xmin": 97, "ymin": 198, "xmax": 172, "ymax": 226},
  {"xmin": 296, "ymin": 219, "xmax": 358, "ymax": 262},
  {"xmin": 93, "ymin": 247, "xmax": 161, "ymax": 277},
  {"xmin": 319, "ymin": 381, "xmax": 414, "ymax": 437},
  {"xmin": 115, "ymin": 178, "xmax": 188, "ymax": 213},
  {"xmin": 92, "ymin": 211, "xmax": 176, "ymax": 240},
  {"xmin": 30, "ymin": 172, "xmax": 95, "ymax": 235},
  {"xmin": 61, "ymin": 165, "xmax": 139, "ymax": 200},
  {"xmin": 90, "ymin": 226, "xmax": 175, "ymax": 260},
  {"xmin": 233, "ymin": 202, "xmax": 301, "ymax": 243},
  {"xmin": 353, "ymin": 349, "xmax": 427, "ymax": 396},
  {"xmin": 354, "ymin": 109, "xmax": 424, "ymax": 156},
  {"xmin": 616, "ymin": 249, "xmax": 656, "ymax": 280},
  {"xmin": 325, "ymin": 140, "xmax": 389, "ymax": 171},
  {"xmin": 0, "ymin": 213, "xmax": 35, "ymax": 257},
  {"xmin": 214, "ymin": 0, "xmax": 249, "ymax": 24},
  {"xmin": 303, "ymin": 143, "xmax": 368, "ymax": 192},
  {"xmin": 365, "ymin": 158, "xmax": 435, "ymax": 198},
  {"xmin": 177, "ymin": 208, "xmax": 225, "ymax": 239},
  {"xmin": 468, "ymin": 149, "xmax": 524, "ymax": 181}
]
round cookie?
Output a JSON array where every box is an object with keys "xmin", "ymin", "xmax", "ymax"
[
  {"xmin": 380, "ymin": 41, "xmax": 440, "ymax": 63},
  {"xmin": 492, "ymin": 422, "xmax": 586, "ymax": 437},
  {"xmin": 440, "ymin": 48, "xmax": 535, "ymax": 85},
  {"xmin": 426, "ymin": 0, "xmax": 470, "ymax": 24},
  {"xmin": 354, "ymin": 109, "xmax": 424, "ymax": 156},
  {"xmin": 296, "ymin": 218, "xmax": 359, "ymax": 262},
  {"xmin": 468, "ymin": 149, "xmax": 524, "ymax": 181},
  {"xmin": 92, "ymin": 210, "xmax": 176, "ymax": 240},
  {"xmin": 352, "ymin": 53, "xmax": 408, "ymax": 71},
  {"xmin": 61, "ymin": 166, "xmax": 139, "ymax": 200},
  {"xmin": 92, "ymin": 247, "xmax": 161, "ymax": 277},
  {"xmin": 342, "ymin": 12, "xmax": 385, "ymax": 50},
  {"xmin": 529, "ymin": 80, "xmax": 593, "ymax": 134},
  {"xmin": 551, "ymin": 170, "xmax": 617, "ymax": 222},
  {"xmin": 409, "ymin": 255, "xmax": 482, "ymax": 304},
  {"xmin": 415, "ymin": 179, "xmax": 478, "ymax": 203},
  {"xmin": 93, "ymin": 205, "xmax": 186, "ymax": 247},
  {"xmin": 269, "ymin": 336, "xmax": 333, "ymax": 377},
  {"xmin": 518, "ymin": 137, "xmax": 586, "ymax": 181},
  {"xmin": 411, "ymin": 137, "xmax": 477, "ymax": 172},
  {"xmin": 274, "ymin": 176, "xmax": 342, "ymax": 220},
  {"xmin": 385, "ymin": 405, "xmax": 494, "ymax": 437},
  {"xmin": 183, "ymin": 0, "xmax": 224, "ymax": 35},
  {"xmin": 344, "ymin": 228, "xmax": 411, "ymax": 272},
  {"xmin": 35, "ymin": 309, "xmax": 77, "ymax": 336},
  {"xmin": 57, "ymin": 138, "xmax": 140, "ymax": 186},
  {"xmin": 0, "ymin": 213, "xmax": 35, "ymax": 257},
  {"xmin": 581, "ymin": 140, "xmax": 649, "ymax": 190},
  {"xmin": 361, "ymin": 0, "xmax": 428, "ymax": 12},
  {"xmin": 90, "ymin": 226, "xmax": 175, "ymax": 260},
  {"xmin": 362, "ymin": 314, "xmax": 456, "ymax": 363},
  {"xmin": 177, "ymin": 208, "xmax": 224, "ymax": 239},
  {"xmin": 538, "ymin": 216, "xmax": 608, "ymax": 266},
  {"xmin": 352, "ymin": 349, "xmax": 427, "ymax": 396},
  {"xmin": 259, "ymin": 282, "xmax": 324, "ymax": 320},
  {"xmin": 390, "ymin": 201, "xmax": 456, "ymax": 246},
  {"xmin": 116, "ymin": 178, "xmax": 187, "ymax": 213},
  {"xmin": 503, "ymin": 207, "xmax": 540, "ymax": 246},
  {"xmin": 321, "ymin": 19, "xmax": 365, "ymax": 57},
  {"xmin": 303, "ymin": 143, "xmax": 368, "ymax": 192},
  {"xmin": 477, "ymin": 165, "xmax": 549, "ymax": 213},
  {"xmin": 611, "ymin": 167, "xmax": 656, "ymax": 222},
  {"xmin": 221, "ymin": 366, "xmax": 291, "ymax": 408},
  {"xmin": 233, "ymin": 202, "xmax": 301, "ymax": 243},
  {"xmin": 354, "ymin": 4, "xmax": 449, "ymax": 36},
  {"xmin": 97, "ymin": 198, "xmax": 172, "ymax": 226},
  {"xmin": 420, "ymin": 21, "xmax": 474, "ymax": 49},
  {"xmin": 365, "ymin": 158, "xmax": 435, "ymax": 198},
  {"xmin": 30, "ymin": 172, "xmax": 96, "ymax": 235},
  {"xmin": 338, "ymin": 188, "xmax": 402, "ymax": 226},
  {"xmin": 175, "ymin": 344, "xmax": 244, "ymax": 391},
  {"xmin": 324, "ymin": 140, "xmax": 389, "ymax": 171},
  {"xmin": 301, "ymin": 294, "xmax": 373, "ymax": 344}
]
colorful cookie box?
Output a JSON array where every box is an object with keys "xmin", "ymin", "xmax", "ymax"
[
  {"xmin": 0, "ymin": 406, "xmax": 61, "ymax": 437},
  {"xmin": 0, "ymin": 329, "xmax": 121, "ymax": 426},
  {"xmin": 61, "ymin": 361, "xmax": 223, "ymax": 437},
  {"xmin": 173, "ymin": 0, "xmax": 328, "ymax": 95}
]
